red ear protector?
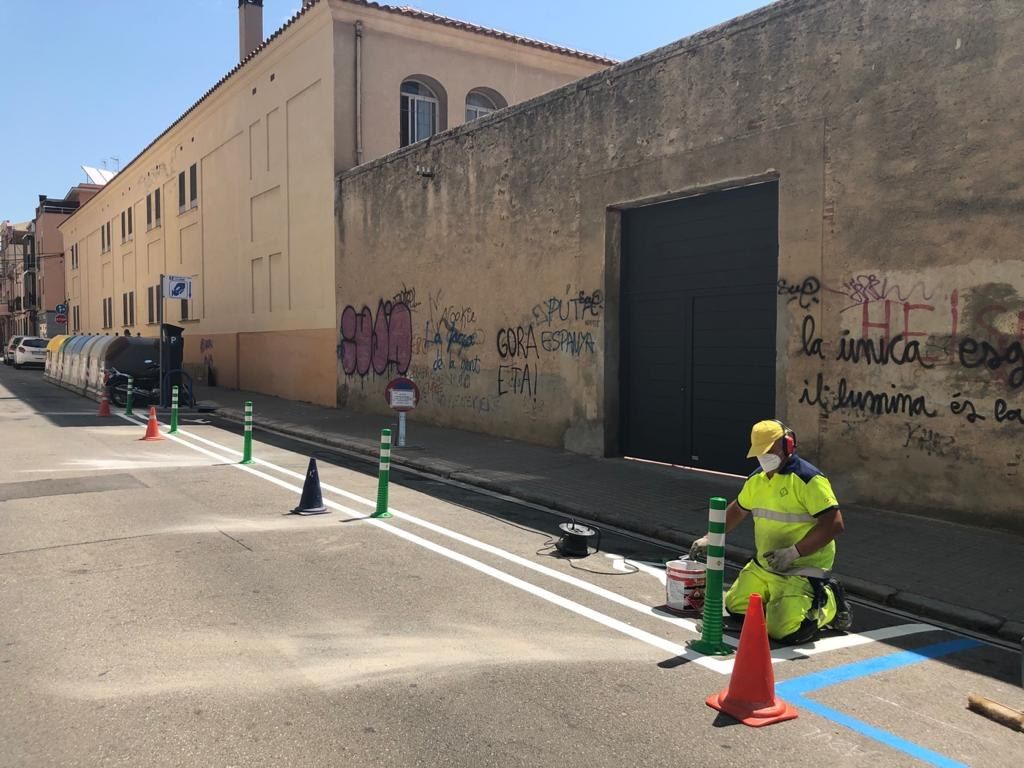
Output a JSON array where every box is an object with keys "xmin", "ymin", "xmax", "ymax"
[{"xmin": 773, "ymin": 419, "xmax": 797, "ymax": 457}]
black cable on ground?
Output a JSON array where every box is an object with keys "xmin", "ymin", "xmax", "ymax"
[{"xmin": 567, "ymin": 557, "xmax": 640, "ymax": 576}]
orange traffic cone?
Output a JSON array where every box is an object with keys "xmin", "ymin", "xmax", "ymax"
[
  {"xmin": 705, "ymin": 593, "xmax": 798, "ymax": 727},
  {"xmin": 140, "ymin": 406, "xmax": 164, "ymax": 441},
  {"xmin": 97, "ymin": 393, "xmax": 111, "ymax": 417}
]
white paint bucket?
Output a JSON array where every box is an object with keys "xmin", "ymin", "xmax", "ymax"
[{"xmin": 665, "ymin": 558, "xmax": 706, "ymax": 615}]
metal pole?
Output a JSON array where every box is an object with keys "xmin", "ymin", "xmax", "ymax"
[
  {"xmin": 240, "ymin": 400, "xmax": 254, "ymax": 464},
  {"xmin": 398, "ymin": 411, "xmax": 407, "ymax": 448},
  {"xmin": 372, "ymin": 428, "xmax": 393, "ymax": 518},
  {"xmin": 169, "ymin": 385, "xmax": 179, "ymax": 434},
  {"xmin": 158, "ymin": 274, "xmax": 164, "ymax": 408},
  {"xmin": 688, "ymin": 496, "xmax": 733, "ymax": 656},
  {"xmin": 125, "ymin": 376, "xmax": 134, "ymax": 417}
]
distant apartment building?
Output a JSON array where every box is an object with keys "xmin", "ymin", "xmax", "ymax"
[
  {"xmin": 0, "ymin": 221, "xmax": 31, "ymax": 343},
  {"xmin": 59, "ymin": 0, "xmax": 611, "ymax": 404},
  {"xmin": 33, "ymin": 185, "xmax": 102, "ymax": 337},
  {"xmin": 1, "ymin": 182, "xmax": 103, "ymax": 343}
]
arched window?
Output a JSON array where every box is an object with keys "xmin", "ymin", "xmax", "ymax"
[
  {"xmin": 465, "ymin": 88, "xmax": 506, "ymax": 122},
  {"xmin": 400, "ymin": 79, "xmax": 439, "ymax": 147}
]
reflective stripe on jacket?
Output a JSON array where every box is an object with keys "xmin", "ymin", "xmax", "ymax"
[{"xmin": 737, "ymin": 454, "xmax": 839, "ymax": 572}]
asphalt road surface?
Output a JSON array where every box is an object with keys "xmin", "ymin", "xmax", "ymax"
[{"xmin": 1, "ymin": 365, "xmax": 1020, "ymax": 767}]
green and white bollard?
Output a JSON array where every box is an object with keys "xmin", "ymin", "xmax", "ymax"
[
  {"xmin": 124, "ymin": 376, "xmax": 134, "ymax": 417},
  {"xmin": 688, "ymin": 496, "xmax": 734, "ymax": 656},
  {"xmin": 169, "ymin": 385, "xmax": 180, "ymax": 434},
  {"xmin": 240, "ymin": 400, "xmax": 254, "ymax": 465},
  {"xmin": 372, "ymin": 428, "xmax": 393, "ymax": 519}
]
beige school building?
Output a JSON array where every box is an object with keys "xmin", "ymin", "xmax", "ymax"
[{"xmin": 59, "ymin": 0, "xmax": 610, "ymax": 406}]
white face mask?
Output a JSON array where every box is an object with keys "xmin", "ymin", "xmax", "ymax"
[{"xmin": 758, "ymin": 453, "xmax": 782, "ymax": 473}]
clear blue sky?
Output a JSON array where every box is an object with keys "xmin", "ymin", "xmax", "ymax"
[{"xmin": 0, "ymin": 0, "xmax": 771, "ymax": 223}]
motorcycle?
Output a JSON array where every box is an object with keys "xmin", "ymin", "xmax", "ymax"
[{"xmin": 105, "ymin": 361, "xmax": 161, "ymax": 408}]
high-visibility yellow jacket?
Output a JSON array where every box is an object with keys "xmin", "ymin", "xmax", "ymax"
[{"xmin": 736, "ymin": 454, "xmax": 839, "ymax": 573}]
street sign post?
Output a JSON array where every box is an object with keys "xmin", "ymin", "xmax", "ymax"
[
  {"xmin": 384, "ymin": 376, "xmax": 420, "ymax": 448},
  {"xmin": 55, "ymin": 303, "xmax": 69, "ymax": 334},
  {"xmin": 158, "ymin": 274, "xmax": 190, "ymax": 406}
]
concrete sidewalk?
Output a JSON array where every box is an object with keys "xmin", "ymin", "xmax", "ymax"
[{"xmin": 195, "ymin": 384, "xmax": 1024, "ymax": 642}]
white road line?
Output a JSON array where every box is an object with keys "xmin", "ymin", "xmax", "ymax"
[
  {"xmin": 793, "ymin": 624, "xmax": 939, "ymax": 657},
  {"xmin": 143, "ymin": 418, "xmax": 939, "ymax": 672},
  {"xmin": 116, "ymin": 414, "xmax": 719, "ymax": 669},
  {"xmin": 160, "ymin": 425, "xmax": 715, "ymax": 639}
]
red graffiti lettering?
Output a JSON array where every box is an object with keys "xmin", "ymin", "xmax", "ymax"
[
  {"xmin": 861, "ymin": 299, "xmax": 892, "ymax": 340},
  {"xmin": 902, "ymin": 303, "xmax": 934, "ymax": 340}
]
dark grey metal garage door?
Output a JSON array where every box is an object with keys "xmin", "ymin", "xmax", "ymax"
[{"xmin": 620, "ymin": 182, "xmax": 778, "ymax": 475}]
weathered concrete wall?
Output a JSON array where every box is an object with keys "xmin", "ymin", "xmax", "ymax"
[{"xmin": 337, "ymin": 0, "xmax": 1024, "ymax": 528}]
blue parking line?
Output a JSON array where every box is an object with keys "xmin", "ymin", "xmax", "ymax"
[
  {"xmin": 777, "ymin": 637, "xmax": 981, "ymax": 695},
  {"xmin": 776, "ymin": 637, "xmax": 982, "ymax": 768},
  {"xmin": 784, "ymin": 693, "xmax": 969, "ymax": 768}
]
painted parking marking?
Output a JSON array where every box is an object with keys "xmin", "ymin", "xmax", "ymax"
[
  {"xmin": 115, "ymin": 413, "xmax": 733, "ymax": 672},
  {"xmin": 776, "ymin": 637, "xmax": 982, "ymax": 768},
  {"xmin": 604, "ymin": 549, "xmax": 940, "ymax": 667},
  {"xmin": 606, "ymin": 551, "xmax": 942, "ymax": 668},
  {"xmin": 157, "ymin": 419, "xmax": 947, "ymax": 674}
]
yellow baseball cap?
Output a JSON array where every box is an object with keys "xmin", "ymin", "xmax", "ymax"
[{"xmin": 747, "ymin": 420, "xmax": 786, "ymax": 458}]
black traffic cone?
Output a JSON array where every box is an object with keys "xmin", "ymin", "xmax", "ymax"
[{"xmin": 291, "ymin": 458, "xmax": 329, "ymax": 515}]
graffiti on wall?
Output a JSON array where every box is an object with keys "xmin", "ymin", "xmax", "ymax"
[
  {"xmin": 496, "ymin": 325, "xmax": 539, "ymax": 398},
  {"xmin": 531, "ymin": 286, "xmax": 604, "ymax": 328},
  {"xmin": 389, "ymin": 290, "xmax": 493, "ymax": 414},
  {"xmin": 902, "ymin": 423, "xmax": 964, "ymax": 460},
  {"xmin": 778, "ymin": 276, "xmax": 821, "ymax": 310},
  {"xmin": 788, "ymin": 275, "xmax": 1024, "ymax": 443},
  {"xmin": 339, "ymin": 299, "xmax": 413, "ymax": 377},
  {"xmin": 392, "ymin": 283, "xmax": 421, "ymax": 311},
  {"xmin": 541, "ymin": 329, "xmax": 597, "ymax": 357},
  {"xmin": 421, "ymin": 290, "xmax": 484, "ymax": 385},
  {"xmin": 827, "ymin": 273, "xmax": 935, "ymax": 315},
  {"xmin": 488, "ymin": 285, "xmax": 605, "ymax": 402},
  {"xmin": 338, "ymin": 283, "xmax": 603, "ymax": 423},
  {"xmin": 410, "ymin": 362, "xmax": 497, "ymax": 413}
]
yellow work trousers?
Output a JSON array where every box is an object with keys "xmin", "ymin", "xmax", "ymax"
[{"xmin": 724, "ymin": 560, "xmax": 837, "ymax": 641}]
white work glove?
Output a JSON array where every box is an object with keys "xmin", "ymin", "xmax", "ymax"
[
  {"xmin": 689, "ymin": 536, "xmax": 709, "ymax": 561},
  {"xmin": 764, "ymin": 545, "xmax": 801, "ymax": 572}
]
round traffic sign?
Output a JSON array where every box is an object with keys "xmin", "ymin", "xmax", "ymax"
[
  {"xmin": 55, "ymin": 313, "xmax": 68, "ymax": 325},
  {"xmin": 384, "ymin": 376, "xmax": 420, "ymax": 412}
]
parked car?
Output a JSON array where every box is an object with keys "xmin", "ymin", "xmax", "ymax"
[
  {"xmin": 13, "ymin": 337, "xmax": 49, "ymax": 369},
  {"xmin": 5, "ymin": 337, "xmax": 24, "ymax": 366}
]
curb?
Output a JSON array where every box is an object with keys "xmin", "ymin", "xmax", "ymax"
[{"xmin": 213, "ymin": 407, "xmax": 1019, "ymax": 643}]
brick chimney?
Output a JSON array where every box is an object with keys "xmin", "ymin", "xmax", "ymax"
[{"xmin": 239, "ymin": 0, "xmax": 264, "ymax": 61}]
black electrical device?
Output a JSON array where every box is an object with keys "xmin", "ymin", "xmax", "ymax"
[
  {"xmin": 555, "ymin": 520, "xmax": 601, "ymax": 558},
  {"xmin": 159, "ymin": 323, "xmax": 184, "ymax": 407}
]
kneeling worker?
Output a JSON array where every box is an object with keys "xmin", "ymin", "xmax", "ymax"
[{"xmin": 691, "ymin": 420, "xmax": 852, "ymax": 644}]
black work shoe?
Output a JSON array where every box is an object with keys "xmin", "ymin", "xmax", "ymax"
[
  {"xmin": 827, "ymin": 578, "xmax": 853, "ymax": 632},
  {"xmin": 779, "ymin": 617, "xmax": 820, "ymax": 646}
]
